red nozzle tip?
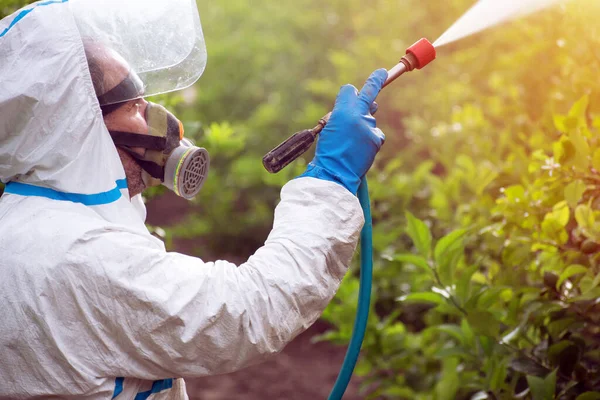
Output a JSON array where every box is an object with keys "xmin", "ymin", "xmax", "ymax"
[{"xmin": 406, "ymin": 38, "xmax": 436, "ymax": 69}]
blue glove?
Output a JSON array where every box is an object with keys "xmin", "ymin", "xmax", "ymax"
[{"xmin": 298, "ymin": 69, "xmax": 387, "ymax": 194}]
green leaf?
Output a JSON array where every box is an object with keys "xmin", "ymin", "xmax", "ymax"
[
  {"xmin": 456, "ymin": 264, "xmax": 480, "ymax": 303},
  {"xmin": 405, "ymin": 211, "xmax": 432, "ymax": 258},
  {"xmin": 527, "ymin": 369, "xmax": 557, "ymax": 400},
  {"xmin": 581, "ymin": 273, "xmax": 600, "ymax": 293},
  {"xmin": 393, "ymin": 253, "xmax": 431, "ymax": 274},
  {"xmin": 489, "ymin": 359, "xmax": 508, "ymax": 391},
  {"xmin": 568, "ymin": 95, "xmax": 589, "ymax": 120},
  {"xmin": 556, "ymin": 264, "xmax": 588, "ymax": 289},
  {"xmin": 546, "ymin": 369, "xmax": 558, "ymax": 397},
  {"xmin": 565, "ymin": 116, "xmax": 581, "ymax": 131},
  {"xmin": 554, "ymin": 115, "xmax": 568, "ymax": 133},
  {"xmin": 564, "ymin": 180, "xmax": 587, "ymax": 208},
  {"xmin": 548, "ymin": 317, "xmax": 576, "ymax": 338},
  {"xmin": 475, "ymin": 168, "xmax": 499, "ymax": 195},
  {"xmin": 575, "ymin": 204, "xmax": 595, "ymax": 230},
  {"xmin": 554, "ymin": 137, "xmax": 576, "ymax": 163},
  {"xmin": 541, "ymin": 201, "xmax": 569, "ymax": 241},
  {"xmin": 504, "ymin": 185, "xmax": 525, "ymax": 202},
  {"xmin": 576, "ymin": 393, "xmax": 600, "ymax": 400},
  {"xmin": 541, "ymin": 215, "xmax": 569, "ymax": 244},
  {"xmin": 434, "ymin": 347, "xmax": 472, "ymax": 360},
  {"xmin": 434, "ymin": 229, "xmax": 467, "ymax": 285},
  {"xmin": 466, "ymin": 310, "xmax": 500, "ymax": 337},
  {"xmin": 383, "ymin": 322, "xmax": 406, "ymax": 337},
  {"xmin": 436, "ymin": 357, "xmax": 459, "ymax": 400},
  {"xmin": 427, "ymin": 324, "xmax": 465, "ymax": 345},
  {"xmin": 397, "ymin": 292, "xmax": 446, "ymax": 305},
  {"xmin": 570, "ymin": 129, "xmax": 590, "ymax": 169},
  {"xmin": 477, "ymin": 286, "xmax": 512, "ymax": 310},
  {"xmin": 461, "ymin": 318, "xmax": 475, "ymax": 348},
  {"xmin": 553, "ymin": 201, "xmax": 570, "ymax": 226}
]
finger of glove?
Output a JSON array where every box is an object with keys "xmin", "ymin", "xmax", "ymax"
[
  {"xmin": 334, "ymin": 84, "xmax": 359, "ymax": 107},
  {"xmin": 369, "ymin": 101, "xmax": 378, "ymax": 115},
  {"xmin": 358, "ymin": 69, "xmax": 388, "ymax": 112}
]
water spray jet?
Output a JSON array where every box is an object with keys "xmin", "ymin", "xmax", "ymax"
[{"xmin": 435, "ymin": 0, "xmax": 564, "ymax": 47}]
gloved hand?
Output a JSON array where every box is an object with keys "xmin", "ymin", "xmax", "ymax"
[{"xmin": 298, "ymin": 68, "xmax": 387, "ymax": 194}]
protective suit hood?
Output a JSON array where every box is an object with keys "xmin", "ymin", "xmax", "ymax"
[
  {"xmin": 0, "ymin": 0, "xmax": 141, "ymax": 224},
  {"xmin": 0, "ymin": 0, "xmax": 207, "ymax": 224}
]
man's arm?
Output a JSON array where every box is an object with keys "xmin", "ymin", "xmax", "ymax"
[{"xmin": 58, "ymin": 177, "xmax": 363, "ymax": 379}]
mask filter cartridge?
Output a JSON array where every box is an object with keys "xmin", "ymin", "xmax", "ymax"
[{"xmin": 163, "ymin": 139, "xmax": 210, "ymax": 199}]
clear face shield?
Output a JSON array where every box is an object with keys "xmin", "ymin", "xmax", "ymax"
[{"xmin": 71, "ymin": 0, "xmax": 210, "ymax": 199}]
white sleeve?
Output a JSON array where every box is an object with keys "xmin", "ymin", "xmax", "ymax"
[{"xmin": 57, "ymin": 177, "xmax": 364, "ymax": 379}]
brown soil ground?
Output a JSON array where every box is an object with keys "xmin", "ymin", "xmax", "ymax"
[
  {"xmin": 184, "ymin": 321, "xmax": 362, "ymax": 400},
  {"xmin": 146, "ymin": 193, "xmax": 364, "ymax": 400}
]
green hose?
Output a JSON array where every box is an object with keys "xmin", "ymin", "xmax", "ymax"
[{"xmin": 328, "ymin": 176, "xmax": 373, "ymax": 400}]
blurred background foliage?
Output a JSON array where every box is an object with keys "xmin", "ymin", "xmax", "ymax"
[{"xmin": 2, "ymin": 0, "xmax": 600, "ymax": 398}]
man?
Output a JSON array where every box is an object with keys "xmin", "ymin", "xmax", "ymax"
[{"xmin": 0, "ymin": 2, "xmax": 386, "ymax": 399}]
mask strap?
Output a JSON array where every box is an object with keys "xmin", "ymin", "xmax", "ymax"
[
  {"xmin": 109, "ymin": 131, "xmax": 167, "ymax": 181},
  {"xmin": 130, "ymin": 156, "xmax": 165, "ymax": 180},
  {"xmin": 118, "ymin": 147, "xmax": 166, "ymax": 181},
  {"xmin": 97, "ymin": 71, "xmax": 145, "ymax": 106},
  {"xmin": 109, "ymin": 131, "xmax": 167, "ymax": 151}
]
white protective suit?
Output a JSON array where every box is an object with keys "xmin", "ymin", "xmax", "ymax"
[{"xmin": 0, "ymin": 2, "xmax": 364, "ymax": 399}]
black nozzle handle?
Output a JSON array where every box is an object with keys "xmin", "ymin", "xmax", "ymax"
[
  {"xmin": 262, "ymin": 129, "xmax": 317, "ymax": 173},
  {"xmin": 263, "ymin": 112, "xmax": 331, "ymax": 174}
]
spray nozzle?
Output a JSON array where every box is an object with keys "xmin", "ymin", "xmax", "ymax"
[
  {"xmin": 406, "ymin": 38, "xmax": 436, "ymax": 69},
  {"xmin": 382, "ymin": 38, "xmax": 436, "ymax": 88}
]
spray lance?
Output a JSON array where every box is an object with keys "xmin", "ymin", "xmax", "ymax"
[
  {"xmin": 262, "ymin": 38, "xmax": 436, "ymax": 174},
  {"xmin": 262, "ymin": 38, "xmax": 436, "ymax": 399}
]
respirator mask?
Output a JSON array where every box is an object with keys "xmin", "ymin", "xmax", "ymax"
[
  {"xmin": 73, "ymin": 0, "xmax": 210, "ymax": 199},
  {"xmin": 99, "ymin": 74, "xmax": 210, "ymax": 200}
]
